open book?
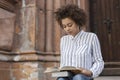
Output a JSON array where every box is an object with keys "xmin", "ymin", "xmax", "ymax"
[
  {"xmin": 44, "ymin": 66, "xmax": 82, "ymax": 77},
  {"xmin": 44, "ymin": 66, "xmax": 82, "ymax": 73}
]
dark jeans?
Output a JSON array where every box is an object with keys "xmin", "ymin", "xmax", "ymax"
[{"xmin": 57, "ymin": 74, "xmax": 93, "ymax": 80}]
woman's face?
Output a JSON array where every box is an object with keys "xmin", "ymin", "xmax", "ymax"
[{"xmin": 61, "ymin": 18, "xmax": 80, "ymax": 36}]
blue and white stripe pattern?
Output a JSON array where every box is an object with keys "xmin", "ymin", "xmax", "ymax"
[{"xmin": 60, "ymin": 30, "xmax": 104, "ymax": 78}]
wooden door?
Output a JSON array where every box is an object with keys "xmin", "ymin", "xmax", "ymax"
[{"xmin": 89, "ymin": 0, "xmax": 120, "ymax": 64}]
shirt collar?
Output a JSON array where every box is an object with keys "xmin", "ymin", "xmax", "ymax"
[{"xmin": 69, "ymin": 30, "xmax": 84, "ymax": 40}]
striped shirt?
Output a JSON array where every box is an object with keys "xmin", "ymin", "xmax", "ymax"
[{"xmin": 60, "ymin": 30, "xmax": 104, "ymax": 78}]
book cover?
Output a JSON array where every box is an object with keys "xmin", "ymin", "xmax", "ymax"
[{"xmin": 51, "ymin": 71, "xmax": 73, "ymax": 77}]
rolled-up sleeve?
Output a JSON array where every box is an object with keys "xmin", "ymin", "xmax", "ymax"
[{"xmin": 90, "ymin": 34, "xmax": 104, "ymax": 78}]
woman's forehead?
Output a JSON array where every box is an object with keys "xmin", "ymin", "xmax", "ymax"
[{"xmin": 61, "ymin": 18, "xmax": 74, "ymax": 24}]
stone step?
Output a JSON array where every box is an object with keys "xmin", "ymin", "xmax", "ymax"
[{"xmin": 94, "ymin": 76, "xmax": 120, "ymax": 80}]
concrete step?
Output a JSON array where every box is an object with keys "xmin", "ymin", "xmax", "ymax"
[{"xmin": 94, "ymin": 76, "xmax": 120, "ymax": 80}]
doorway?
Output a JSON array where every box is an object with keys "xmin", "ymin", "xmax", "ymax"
[{"xmin": 89, "ymin": 0, "xmax": 120, "ymax": 75}]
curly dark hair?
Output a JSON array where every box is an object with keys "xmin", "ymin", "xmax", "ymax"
[{"xmin": 54, "ymin": 4, "xmax": 87, "ymax": 28}]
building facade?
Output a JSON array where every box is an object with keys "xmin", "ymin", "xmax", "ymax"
[{"xmin": 0, "ymin": 0, "xmax": 120, "ymax": 80}]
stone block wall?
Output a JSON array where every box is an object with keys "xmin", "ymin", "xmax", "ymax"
[
  {"xmin": 0, "ymin": 61, "xmax": 59, "ymax": 80},
  {"xmin": 0, "ymin": 62, "xmax": 11, "ymax": 80}
]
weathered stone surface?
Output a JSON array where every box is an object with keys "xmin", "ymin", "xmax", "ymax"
[
  {"xmin": 0, "ymin": 8, "xmax": 15, "ymax": 51},
  {"xmin": 12, "ymin": 62, "xmax": 39, "ymax": 80}
]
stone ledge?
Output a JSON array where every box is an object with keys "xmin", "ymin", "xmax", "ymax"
[
  {"xmin": 0, "ymin": 51, "xmax": 60, "ymax": 62},
  {"xmin": 101, "ymin": 68, "xmax": 120, "ymax": 76},
  {"xmin": 94, "ymin": 76, "xmax": 120, "ymax": 80}
]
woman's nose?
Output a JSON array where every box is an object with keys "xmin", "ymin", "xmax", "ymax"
[{"xmin": 66, "ymin": 27, "xmax": 70, "ymax": 31}]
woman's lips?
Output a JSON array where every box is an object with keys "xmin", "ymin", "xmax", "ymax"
[{"xmin": 67, "ymin": 31, "xmax": 72, "ymax": 34}]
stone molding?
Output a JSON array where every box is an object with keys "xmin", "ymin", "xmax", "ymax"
[
  {"xmin": 0, "ymin": 0, "xmax": 17, "ymax": 12},
  {"xmin": 0, "ymin": 51, "xmax": 60, "ymax": 62}
]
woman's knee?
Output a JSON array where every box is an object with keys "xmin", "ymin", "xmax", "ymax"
[
  {"xmin": 73, "ymin": 74, "xmax": 89, "ymax": 80},
  {"xmin": 57, "ymin": 77, "xmax": 68, "ymax": 80}
]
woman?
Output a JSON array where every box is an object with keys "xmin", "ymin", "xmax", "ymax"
[{"xmin": 54, "ymin": 4, "xmax": 104, "ymax": 80}]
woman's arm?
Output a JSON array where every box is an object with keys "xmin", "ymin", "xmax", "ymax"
[{"xmin": 89, "ymin": 34, "xmax": 104, "ymax": 78}]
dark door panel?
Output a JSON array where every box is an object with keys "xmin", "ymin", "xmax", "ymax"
[{"xmin": 89, "ymin": 0, "xmax": 120, "ymax": 62}]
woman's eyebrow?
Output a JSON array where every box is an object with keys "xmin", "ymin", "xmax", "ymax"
[
  {"xmin": 62, "ymin": 22, "xmax": 73, "ymax": 26},
  {"xmin": 67, "ymin": 22, "xmax": 72, "ymax": 25},
  {"xmin": 65, "ymin": 22, "xmax": 72, "ymax": 25}
]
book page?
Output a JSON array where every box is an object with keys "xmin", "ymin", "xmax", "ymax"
[
  {"xmin": 44, "ymin": 67, "xmax": 60, "ymax": 73},
  {"xmin": 60, "ymin": 66, "xmax": 82, "ymax": 74},
  {"xmin": 60, "ymin": 66, "xmax": 77, "ymax": 71},
  {"xmin": 44, "ymin": 66, "xmax": 82, "ymax": 74}
]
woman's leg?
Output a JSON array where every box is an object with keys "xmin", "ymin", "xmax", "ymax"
[
  {"xmin": 72, "ymin": 74, "xmax": 90, "ymax": 80},
  {"xmin": 57, "ymin": 77, "xmax": 69, "ymax": 80}
]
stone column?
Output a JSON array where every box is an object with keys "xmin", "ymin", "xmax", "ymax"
[
  {"xmin": 11, "ymin": 0, "xmax": 39, "ymax": 80},
  {"xmin": 18, "ymin": 0, "xmax": 36, "ymax": 52}
]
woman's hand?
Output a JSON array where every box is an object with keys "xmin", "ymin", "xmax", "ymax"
[
  {"xmin": 80, "ymin": 68, "xmax": 92, "ymax": 77},
  {"xmin": 71, "ymin": 67, "xmax": 92, "ymax": 77}
]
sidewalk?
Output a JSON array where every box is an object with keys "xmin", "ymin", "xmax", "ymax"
[{"xmin": 94, "ymin": 76, "xmax": 120, "ymax": 80}]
